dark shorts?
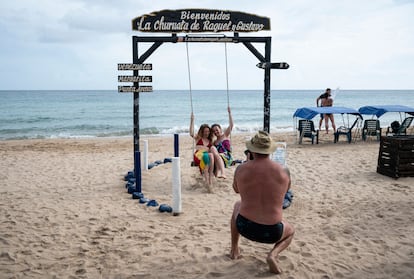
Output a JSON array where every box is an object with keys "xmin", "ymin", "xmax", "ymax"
[{"xmin": 236, "ymin": 214, "xmax": 284, "ymax": 244}]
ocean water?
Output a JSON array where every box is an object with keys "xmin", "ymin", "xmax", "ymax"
[{"xmin": 0, "ymin": 89, "xmax": 413, "ymax": 140}]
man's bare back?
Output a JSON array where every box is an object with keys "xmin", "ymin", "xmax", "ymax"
[{"xmin": 233, "ymin": 157, "xmax": 289, "ymax": 225}]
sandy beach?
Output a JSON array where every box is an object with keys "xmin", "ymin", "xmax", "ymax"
[{"xmin": 1, "ymin": 132, "xmax": 413, "ymax": 279}]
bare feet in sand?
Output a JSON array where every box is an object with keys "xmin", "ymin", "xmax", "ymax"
[
  {"xmin": 229, "ymin": 247, "xmax": 241, "ymax": 259},
  {"xmin": 266, "ymin": 255, "xmax": 282, "ymax": 274},
  {"xmin": 216, "ymin": 171, "xmax": 226, "ymax": 179}
]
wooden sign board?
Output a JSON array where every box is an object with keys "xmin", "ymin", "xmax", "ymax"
[
  {"xmin": 118, "ymin": 86, "xmax": 153, "ymax": 93},
  {"xmin": 256, "ymin": 62, "xmax": 290, "ymax": 70},
  {"xmin": 132, "ymin": 9, "xmax": 270, "ymax": 33},
  {"xmin": 118, "ymin": 63, "xmax": 152, "ymax": 71},
  {"xmin": 118, "ymin": 76, "xmax": 152, "ymax": 83}
]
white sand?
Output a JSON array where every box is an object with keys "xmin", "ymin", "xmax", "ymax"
[{"xmin": 1, "ymin": 133, "xmax": 413, "ymax": 278}]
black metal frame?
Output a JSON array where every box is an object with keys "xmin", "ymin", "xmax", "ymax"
[
  {"xmin": 132, "ymin": 33, "xmax": 272, "ymax": 146},
  {"xmin": 131, "ymin": 33, "xmax": 284, "ymax": 192}
]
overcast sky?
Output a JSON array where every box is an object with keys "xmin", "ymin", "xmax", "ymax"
[{"xmin": 1, "ymin": 0, "xmax": 413, "ymax": 90}]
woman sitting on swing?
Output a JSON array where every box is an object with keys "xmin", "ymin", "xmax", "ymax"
[
  {"xmin": 211, "ymin": 106, "xmax": 234, "ymax": 179},
  {"xmin": 189, "ymin": 113, "xmax": 215, "ymax": 185}
]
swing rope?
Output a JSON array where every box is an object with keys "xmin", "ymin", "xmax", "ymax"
[
  {"xmin": 186, "ymin": 40, "xmax": 197, "ymax": 163},
  {"xmin": 224, "ymin": 42, "xmax": 230, "ymax": 107},
  {"xmin": 224, "ymin": 42, "xmax": 232, "ymax": 141},
  {"xmin": 186, "ymin": 41, "xmax": 194, "ymax": 114}
]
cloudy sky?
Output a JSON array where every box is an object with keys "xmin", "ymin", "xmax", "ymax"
[{"xmin": 0, "ymin": 0, "xmax": 413, "ymax": 90}]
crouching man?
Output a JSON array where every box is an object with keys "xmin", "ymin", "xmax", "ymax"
[{"xmin": 230, "ymin": 131, "xmax": 295, "ymax": 274}]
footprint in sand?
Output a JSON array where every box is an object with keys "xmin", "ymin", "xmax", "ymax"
[
  {"xmin": 301, "ymin": 252, "xmax": 312, "ymax": 257},
  {"xmin": 297, "ymin": 241, "xmax": 306, "ymax": 247},
  {"xmin": 204, "ymin": 247, "xmax": 212, "ymax": 253}
]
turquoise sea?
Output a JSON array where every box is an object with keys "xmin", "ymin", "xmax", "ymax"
[{"xmin": 0, "ymin": 90, "xmax": 413, "ymax": 140}]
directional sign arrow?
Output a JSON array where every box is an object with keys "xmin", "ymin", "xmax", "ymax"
[
  {"xmin": 256, "ymin": 62, "xmax": 289, "ymax": 70},
  {"xmin": 118, "ymin": 86, "xmax": 153, "ymax": 93},
  {"xmin": 118, "ymin": 63, "xmax": 153, "ymax": 71},
  {"xmin": 118, "ymin": 75, "xmax": 152, "ymax": 83}
]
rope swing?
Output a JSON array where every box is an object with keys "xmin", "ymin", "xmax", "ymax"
[
  {"xmin": 224, "ymin": 41, "xmax": 230, "ymax": 107},
  {"xmin": 224, "ymin": 41, "xmax": 231, "ymax": 141},
  {"xmin": 186, "ymin": 40, "xmax": 194, "ymax": 114},
  {"xmin": 186, "ymin": 40, "xmax": 196, "ymax": 159},
  {"xmin": 186, "ymin": 38, "xmax": 232, "ymax": 156},
  {"xmin": 186, "ymin": 37, "xmax": 233, "ymax": 167}
]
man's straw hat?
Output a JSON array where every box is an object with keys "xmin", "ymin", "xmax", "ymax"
[{"xmin": 245, "ymin": 131, "xmax": 277, "ymax": 155}]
